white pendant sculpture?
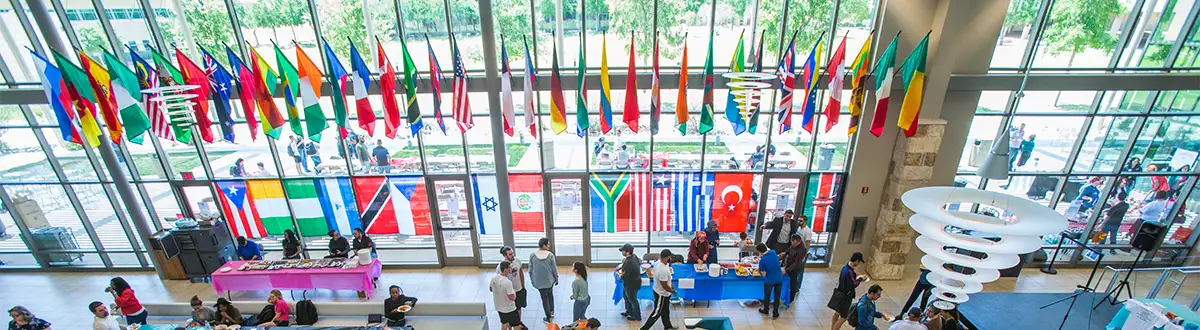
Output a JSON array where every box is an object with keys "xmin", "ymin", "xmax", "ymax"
[{"xmin": 904, "ymin": 186, "xmax": 1066, "ymax": 303}]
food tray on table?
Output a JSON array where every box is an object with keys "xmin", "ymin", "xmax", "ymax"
[{"xmin": 235, "ymin": 259, "xmax": 348, "ymax": 271}]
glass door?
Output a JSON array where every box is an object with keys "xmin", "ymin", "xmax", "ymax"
[
  {"xmin": 430, "ymin": 177, "xmax": 478, "ymax": 266},
  {"xmin": 548, "ymin": 176, "xmax": 586, "ymax": 264}
]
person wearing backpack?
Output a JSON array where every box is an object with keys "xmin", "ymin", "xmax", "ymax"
[
  {"xmin": 849, "ymin": 284, "xmax": 888, "ymax": 330},
  {"xmin": 288, "ymin": 136, "xmax": 309, "ymax": 174},
  {"xmin": 306, "ymin": 140, "xmax": 322, "ymax": 172}
]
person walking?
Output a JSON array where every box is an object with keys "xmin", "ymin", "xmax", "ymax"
[
  {"xmin": 492, "ymin": 261, "xmax": 527, "ymax": 330},
  {"xmin": 498, "ymin": 247, "xmax": 527, "ymax": 317},
  {"xmin": 288, "ymin": 136, "xmax": 308, "ymax": 173},
  {"xmin": 306, "ymin": 140, "xmax": 322, "ymax": 173},
  {"xmin": 898, "ymin": 267, "xmax": 933, "ymax": 318},
  {"xmin": 529, "ymin": 238, "xmax": 559, "ymax": 323},
  {"xmin": 1102, "ymin": 193, "xmax": 1130, "ymax": 252},
  {"xmin": 782, "ymin": 234, "xmax": 807, "ymax": 305},
  {"xmin": 372, "ymin": 139, "xmax": 391, "ymax": 173},
  {"xmin": 855, "ymin": 284, "xmax": 888, "ymax": 330},
  {"xmin": 757, "ymin": 244, "xmax": 784, "ymax": 318},
  {"xmin": 640, "ymin": 249, "xmax": 677, "ymax": 330},
  {"xmin": 762, "ymin": 210, "xmax": 799, "ymax": 253},
  {"xmin": 618, "ymin": 244, "xmax": 642, "ymax": 321},
  {"xmin": 107, "ymin": 277, "xmax": 148, "ymax": 325},
  {"xmin": 1016, "ymin": 135, "xmax": 1036, "ymax": 168},
  {"xmin": 828, "ymin": 252, "xmax": 868, "ymax": 330},
  {"xmin": 570, "ymin": 262, "xmax": 591, "ymax": 321},
  {"xmin": 1007, "ymin": 123, "xmax": 1025, "ymax": 167}
]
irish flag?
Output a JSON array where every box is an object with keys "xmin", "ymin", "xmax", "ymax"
[
  {"xmin": 283, "ymin": 178, "xmax": 361, "ymax": 236},
  {"xmin": 295, "ymin": 44, "xmax": 328, "ymax": 141},
  {"xmin": 472, "ymin": 174, "xmax": 545, "ymax": 235}
]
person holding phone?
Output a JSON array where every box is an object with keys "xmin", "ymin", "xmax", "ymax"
[{"xmin": 828, "ymin": 252, "xmax": 868, "ymax": 330}]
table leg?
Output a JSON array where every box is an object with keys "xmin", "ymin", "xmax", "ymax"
[{"xmin": 358, "ymin": 291, "xmax": 367, "ymax": 298}]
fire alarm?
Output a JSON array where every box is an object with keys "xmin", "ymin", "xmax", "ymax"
[{"xmin": 861, "ymin": 186, "xmax": 869, "ymax": 194}]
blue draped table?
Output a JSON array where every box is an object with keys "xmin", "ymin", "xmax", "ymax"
[{"xmin": 611, "ymin": 264, "xmax": 791, "ymax": 306}]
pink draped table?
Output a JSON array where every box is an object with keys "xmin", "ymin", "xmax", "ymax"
[{"xmin": 211, "ymin": 259, "xmax": 382, "ymax": 298}]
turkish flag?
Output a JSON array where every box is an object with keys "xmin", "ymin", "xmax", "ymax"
[{"xmin": 711, "ymin": 173, "xmax": 755, "ymax": 232}]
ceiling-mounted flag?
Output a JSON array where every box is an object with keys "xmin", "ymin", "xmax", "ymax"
[
  {"xmin": 870, "ymin": 32, "xmax": 901, "ymax": 137},
  {"xmin": 824, "ymin": 34, "xmax": 847, "ymax": 132},
  {"xmin": 247, "ymin": 44, "xmax": 286, "ymax": 139},
  {"xmin": 699, "ymin": 33, "xmax": 715, "ymax": 134},
  {"xmin": 549, "ymin": 43, "xmax": 567, "ymax": 135},
  {"xmin": 102, "ymin": 50, "xmax": 152, "ymax": 145},
  {"xmin": 174, "ymin": 48, "xmax": 215, "ymax": 142},
  {"xmin": 451, "ymin": 37, "xmax": 472, "ymax": 132},
  {"xmin": 30, "ymin": 48, "xmax": 83, "ymax": 145},
  {"xmin": 349, "ymin": 40, "xmax": 377, "ymax": 136},
  {"xmin": 294, "ymin": 43, "xmax": 328, "ymax": 141},
  {"xmin": 897, "ymin": 32, "xmax": 930, "ymax": 138},
  {"xmin": 148, "ymin": 46, "xmax": 184, "ymax": 85},
  {"xmin": 377, "ymin": 38, "xmax": 402, "ymax": 139},
  {"xmin": 650, "ymin": 33, "xmax": 661, "ymax": 135},
  {"xmin": 575, "ymin": 32, "xmax": 588, "ymax": 138},
  {"xmin": 776, "ymin": 31, "xmax": 798, "ymax": 134},
  {"xmin": 623, "ymin": 32, "xmax": 639, "ymax": 133},
  {"xmin": 425, "ymin": 34, "xmax": 446, "ymax": 135},
  {"xmin": 273, "ymin": 42, "xmax": 303, "ymax": 138},
  {"xmin": 322, "ymin": 38, "xmax": 351, "ymax": 138},
  {"xmin": 598, "ymin": 33, "xmax": 613, "ymax": 134},
  {"xmin": 200, "ymin": 46, "xmax": 236, "ymax": 142},
  {"xmin": 675, "ymin": 35, "xmax": 689, "ymax": 135},
  {"xmin": 724, "ymin": 30, "xmax": 746, "ymax": 135},
  {"xmin": 52, "ymin": 50, "xmax": 104, "ymax": 147},
  {"xmin": 226, "ymin": 45, "xmax": 260, "ymax": 140},
  {"xmin": 130, "ymin": 47, "xmax": 174, "ymax": 141},
  {"xmin": 77, "ymin": 51, "xmax": 124, "ymax": 144},
  {"xmin": 847, "ymin": 32, "xmax": 874, "ymax": 136},
  {"xmin": 522, "ymin": 36, "xmax": 537, "ymax": 137},
  {"xmin": 500, "ymin": 36, "xmax": 516, "ymax": 137},
  {"xmin": 799, "ymin": 33, "xmax": 824, "ymax": 133}
]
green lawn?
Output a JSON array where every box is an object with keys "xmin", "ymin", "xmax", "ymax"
[
  {"xmin": 598, "ymin": 141, "xmax": 730, "ymax": 154},
  {"xmin": 393, "ymin": 144, "xmax": 529, "ymax": 167}
]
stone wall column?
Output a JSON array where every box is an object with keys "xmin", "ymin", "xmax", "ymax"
[{"xmin": 867, "ymin": 119, "xmax": 946, "ymax": 280}]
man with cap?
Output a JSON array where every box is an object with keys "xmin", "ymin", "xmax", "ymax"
[
  {"xmin": 888, "ymin": 307, "xmax": 926, "ymax": 330},
  {"xmin": 640, "ymin": 249, "xmax": 678, "ymax": 330},
  {"xmin": 617, "ymin": 243, "xmax": 642, "ymax": 321}
]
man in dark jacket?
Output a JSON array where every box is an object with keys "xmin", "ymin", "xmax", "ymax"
[
  {"xmin": 326, "ymin": 230, "xmax": 350, "ymax": 258},
  {"xmin": 618, "ymin": 244, "xmax": 642, "ymax": 321},
  {"xmin": 1102, "ymin": 193, "xmax": 1130, "ymax": 251},
  {"xmin": 761, "ymin": 210, "xmax": 799, "ymax": 253},
  {"xmin": 782, "ymin": 234, "xmax": 807, "ymax": 305}
]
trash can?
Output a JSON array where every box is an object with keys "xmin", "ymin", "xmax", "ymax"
[{"xmin": 817, "ymin": 144, "xmax": 835, "ymax": 170}]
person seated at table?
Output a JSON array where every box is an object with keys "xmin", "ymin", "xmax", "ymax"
[
  {"xmin": 258, "ymin": 290, "xmax": 290, "ymax": 327},
  {"xmin": 236, "ymin": 236, "xmax": 263, "ymax": 261},
  {"xmin": 282, "ymin": 230, "xmax": 302, "ymax": 260},
  {"xmin": 352, "ymin": 228, "xmax": 377, "ymax": 258},
  {"xmin": 384, "ymin": 285, "xmax": 418, "ymax": 326},
  {"xmin": 188, "ymin": 296, "xmax": 216, "ymax": 326},
  {"xmin": 326, "ymin": 230, "xmax": 350, "ymax": 258},
  {"xmin": 686, "ymin": 231, "xmax": 710, "ymax": 264},
  {"xmin": 214, "ymin": 298, "xmax": 242, "ymax": 326}
]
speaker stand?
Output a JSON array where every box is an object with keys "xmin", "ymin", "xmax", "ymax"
[{"xmin": 1095, "ymin": 249, "xmax": 1144, "ymax": 308}]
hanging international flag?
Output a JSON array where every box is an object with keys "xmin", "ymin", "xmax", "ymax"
[
  {"xmin": 245, "ymin": 179, "xmax": 293, "ymax": 235},
  {"xmin": 349, "ymin": 41, "xmax": 377, "ymax": 136},
  {"xmin": 53, "ymin": 50, "xmax": 103, "ymax": 147},
  {"xmin": 598, "ymin": 33, "xmax": 614, "ymax": 134},
  {"xmin": 668, "ymin": 172, "xmax": 714, "ymax": 232},
  {"xmin": 748, "ymin": 31, "xmax": 765, "ymax": 134},
  {"xmin": 247, "ymin": 45, "xmax": 287, "ymax": 139},
  {"xmin": 273, "ymin": 42, "xmax": 303, "ymax": 138},
  {"xmin": 575, "ymin": 33, "xmax": 588, "ymax": 138},
  {"xmin": 200, "ymin": 46, "xmax": 236, "ymax": 142},
  {"xmin": 227, "ymin": 45, "xmax": 260, "ymax": 140},
  {"xmin": 799, "ymin": 34, "xmax": 824, "ymax": 133},
  {"xmin": 675, "ymin": 35, "xmax": 689, "ymax": 135},
  {"xmin": 322, "ymin": 38, "xmax": 351, "ymax": 138},
  {"xmin": 589, "ymin": 172, "xmax": 651, "ymax": 233},
  {"xmin": 897, "ymin": 32, "xmax": 930, "ymax": 138},
  {"xmin": 451, "ymin": 38, "xmax": 473, "ymax": 132},
  {"xmin": 352, "ymin": 176, "xmax": 434, "ymax": 236},
  {"xmin": 148, "ymin": 46, "xmax": 184, "ymax": 85},
  {"xmin": 283, "ymin": 178, "xmax": 361, "ymax": 236},
  {"xmin": 699, "ymin": 34, "xmax": 715, "ymax": 134},
  {"xmin": 215, "ymin": 180, "xmax": 267, "ymax": 238},
  {"xmin": 77, "ymin": 51, "xmax": 124, "ymax": 144},
  {"xmin": 847, "ymin": 32, "xmax": 873, "ymax": 136},
  {"xmin": 723, "ymin": 30, "xmax": 746, "ymax": 135},
  {"xmin": 174, "ymin": 48, "xmax": 216, "ymax": 142},
  {"xmin": 500, "ymin": 36, "xmax": 516, "ymax": 136},
  {"xmin": 549, "ymin": 43, "xmax": 567, "ymax": 135},
  {"xmin": 870, "ymin": 32, "xmax": 901, "ymax": 137},
  {"xmin": 522, "ymin": 36, "xmax": 537, "ymax": 137},
  {"xmin": 472, "ymin": 174, "xmax": 545, "ymax": 234},
  {"xmin": 776, "ymin": 31, "xmax": 798, "ymax": 134},
  {"xmin": 650, "ymin": 33, "xmax": 661, "ymax": 135},
  {"xmin": 623, "ymin": 32, "xmax": 639, "ymax": 132},
  {"xmin": 30, "ymin": 48, "xmax": 83, "ymax": 145},
  {"xmin": 804, "ymin": 173, "xmax": 844, "ymax": 233},
  {"xmin": 377, "ymin": 39, "xmax": 402, "ymax": 139},
  {"xmin": 711, "ymin": 173, "xmax": 754, "ymax": 232},
  {"xmin": 824, "ymin": 35, "xmax": 847, "ymax": 132},
  {"xmin": 102, "ymin": 51, "xmax": 152, "ymax": 144},
  {"xmin": 295, "ymin": 44, "xmax": 328, "ymax": 141},
  {"xmin": 425, "ymin": 35, "xmax": 447, "ymax": 135},
  {"xmin": 130, "ymin": 47, "xmax": 174, "ymax": 141}
]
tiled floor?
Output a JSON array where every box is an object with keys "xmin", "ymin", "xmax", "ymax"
[{"xmin": 2, "ymin": 265, "xmax": 1198, "ymax": 329}]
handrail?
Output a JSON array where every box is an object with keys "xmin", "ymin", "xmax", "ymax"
[{"xmin": 1095, "ymin": 264, "xmax": 1200, "ymax": 311}]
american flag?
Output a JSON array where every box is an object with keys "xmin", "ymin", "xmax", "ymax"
[
  {"xmin": 129, "ymin": 47, "xmax": 173, "ymax": 141},
  {"xmin": 776, "ymin": 32, "xmax": 798, "ymax": 134},
  {"xmin": 649, "ymin": 173, "xmax": 674, "ymax": 232},
  {"xmin": 451, "ymin": 39, "xmax": 472, "ymax": 132},
  {"xmin": 671, "ymin": 172, "xmax": 714, "ymax": 232}
]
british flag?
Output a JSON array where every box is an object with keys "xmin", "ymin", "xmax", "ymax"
[
  {"xmin": 451, "ymin": 39, "xmax": 472, "ymax": 132},
  {"xmin": 776, "ymin": 31, "xmax": 798, "ymax": 134}
]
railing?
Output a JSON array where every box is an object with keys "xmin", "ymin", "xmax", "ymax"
[{"xmin": 1098, "ymin": 264, "xmax": 1200, "ymax": 311}]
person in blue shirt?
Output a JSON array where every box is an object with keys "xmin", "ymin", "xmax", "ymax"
[
  {"xmin": 856, "ymin": 284, "xmax": 887, "ymax": 330},
  {"xmin": 756, "ymin": 243, "xmax": 784, "ymax": 318},
  {"xmin": 1075, "ymin": 178, "xmax": 1103, "ymax": 214},
  {"xmin": 236, "ymin": 236, "xmax": 262, "ymax": 260}
]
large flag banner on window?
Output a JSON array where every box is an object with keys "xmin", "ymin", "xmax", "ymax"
[
  {"xmin": 214, "ymin": 180, "xmax": 280, "ymax": 238},
  {"xmin": 711, "ymin": 173, "xmax": 756, "ymax": 232},
  {"xmin": 591, "ymin": 172, "xmax": 678, "ymax": 233},
  {"xmin": 245, "ymin": 179, "xmax": 293, "ymax": 236},
  {"xmin": 805, "ymin": 173, "xmax": 845, "ymax": 232},
  {"xmin": 656, "ymin": 172, "xmax": 714, "ymax": 232},
  {"xmin": 283, "ymin": 178, "xmax": 361, "ymax": 236},
  {"xmin": 352, "ymin": 176, "xmax": 433, "ymax": 236},
  {"xmin": 472, "ymin": 173, "xmax": 545, "ymax": 235}
]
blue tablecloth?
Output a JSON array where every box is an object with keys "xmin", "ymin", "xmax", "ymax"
[
  {"xmin": 612, "ymin": 264, "xmax": 791, "ymax": 306},
  {"xmin": 684, "ymin": 317, "xmax": 735, "ymax": 329},
  {"xmin": 1107, "ymin": 299, "xmax": 1200, "ymax": 330}
]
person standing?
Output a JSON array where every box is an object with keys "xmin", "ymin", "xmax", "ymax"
[
  {"xmin": 792, "ymin": 215, "xmax": 814, "ymax": 285},
  {"xmin": 235, "ymin": 236, "xmax": 262, "ymax": 260},
  {"xmin": 306, "ymin": 140, "xmax": 322, "ymax": 172},
  {"xmin": 498, "ymin": 247, "xmax": 527, "ymax": 317},
  {"xmin": 1016, "ymin": 135, "xmax": 1036, "ymax": 168},
  {"xmin": 570, "ymin": 262, "xmax": 591, "ymax": 321},
  {"xmin": 288, "ymin": 136, "xmax": 308, "ymax": 173},
  {"xmin": 855, "ymin": 284, "xmax": 888, "ymax": 330},
  {"xmin": 1075, "ymin": 178, "xmax": 1103, "ymax": 215},
  {"xmin": 782, "ymin": 234, "xmax": 807, "ymax": 305},
  {"xmin": 7, "ymin": 306, "xmax": 50, "ymax": 330},
  {"xmin": 757, "ymin": 244, "xmax": 784, "ymax": 318},
  {"xmin": 355, "ymin": 136, "xmax": 370, "ymax": 170},
  {"xmin": 686, "ymin": 231, "xmax": 710, "ymax": 264},
  {"xmin": 107, "ymin": 277, "xmax": 148, "ymax": 325},
  {"xmin": 326, "ymin": 230, "xmax": 350, "ymax": 258},
  {"xmin": 889, "ymin": 307, "xmax": 926, "ymax": 330},
  {"xmin": 640, "ymin": 249, "xmax": 677, "ymax": 330},
  {"xmin": 491, "ymin": 261, "xmax": 527, "ymax": 330},
  {"xmin": 703, "ymin": 220, "xmax": 720, "ymax": 263},
  {"xmin": 352, "ymin": 228, "xmax": 376, "ymax": 258},
  {"xmin": 618, "ymin": 244, "xmax": 642, "ymax": 321},
  {"xmin": 282, "ymin": 229, "xmax": 302, "ymax": 260},
  {"xmin": 921, "ymin": 305, "xmax": 944, "ymax": 330},
  {"xmin": 372, "ymin": 139, "xmax": 391, "ymax": 173},
  {"xmin": 258, "ymin": 289, "xmax": 290, "ymax": 327},
  {"xmin": 762, "ymin": 210, "xmax": 799, "ymax": 253},
  {"xmin": 1136, "ymin": 191, "xmax": 1171, "ymax": 235},
  {"xmin": 529, "ymin": 238, "xmax": 559, "ymax": 323},
  {"xmin": 828, "ymin": 252, "xmax": 868, "ymax": 330},
  {"xmin": 898, "ymin": 267, "xmax": 933, "ymax": 318},
  {"xmin": 89, "ymin": 302, "xmax": 122, "ymax": 330},
  {"xmin": 1007, "ymin": 123, "xmax": 1025, "ymax": 167},
  {"xmin": 1102, "ymin": 193, "xmax": 1130, "ymax": 250}
]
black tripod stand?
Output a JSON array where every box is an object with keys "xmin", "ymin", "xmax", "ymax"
[
  {"xmin": 1040, "ymin": 285, "xmax": 1095, "ymax": 330},
  {"xmin": 1095, "ymin": 249, "xmax": 1145, "ymax": 308},
  {"xmin": 1039, "ymin": 241, "xmax": 1105, "ymax": 330}
]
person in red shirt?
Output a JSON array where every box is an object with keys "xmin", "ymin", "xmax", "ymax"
[{"xmin": 106, "ymin": 277, "xmax": 147, "ymax": 325}]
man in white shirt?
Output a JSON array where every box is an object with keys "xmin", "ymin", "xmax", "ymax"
[
  {"xmin": 888, "ymin": 307, "xmax": 927, "ymax": 330},
  {"xmin": 90, "ymin": 301, "xmax": 125, "ymax": 330},
  {"xmin": 641, "ymin": 249, "xmax": 677, "ymax": 330},
  {"xmin": 497, "ymin": 246, "xmax": 527, "ymax": 316},
  {"xmin": 490, "ymin": 261, "xmax": 526, "ymax": 330},
  {"xmin": 616, "ymin": 145, "xmax": 631, "ymax": 170}
]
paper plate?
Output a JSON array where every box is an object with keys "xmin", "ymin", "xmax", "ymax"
[{"xmin": 220, "ymin": 267, "xmax": 233, "ymax": 273}]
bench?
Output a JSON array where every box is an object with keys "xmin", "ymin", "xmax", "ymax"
[{"xmin": 141, "ymin": 301, "xmax": 487, "ymax": 329}]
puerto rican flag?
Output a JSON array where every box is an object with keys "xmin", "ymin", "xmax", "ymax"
[{"xmin": 216, "ymin": 180, "xmax": 266, "ymax": 238}]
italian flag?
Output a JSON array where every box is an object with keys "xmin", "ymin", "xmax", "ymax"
[{"xmin": 296, "ymin": 45, "xmax": 328, "ymax": 142}]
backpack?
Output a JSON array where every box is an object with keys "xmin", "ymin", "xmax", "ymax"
[
  {"xmin": 287, "ymin": 143, "xmax": 296, "ymax": 157},
  {"xmin": 846, "ymin": 300, "xmax": 861, "ymax": 327},
  {"xmin": 244, "ymin": 304, "xmax": 275, "ymax": 326},
  {"xmin": 306, "ymin": 142, "xmax": 318, "ymax": 155},
  {"xmin": 294, "ymin": 299, "xmax": 318, "ymax": 325}
]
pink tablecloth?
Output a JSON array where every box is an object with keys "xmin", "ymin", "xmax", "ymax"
[{"xmin": 211, "ymin": 259, "xmax": 382, "ymax": 298}]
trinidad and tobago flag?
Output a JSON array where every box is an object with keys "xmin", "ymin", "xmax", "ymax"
[{"xmin": 351, "ymin": 176, "xmax": 434, "ymax": 236}]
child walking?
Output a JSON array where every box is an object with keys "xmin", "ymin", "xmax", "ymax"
[{"xmin": 570, "ymin": 261, "xmax": 591, "ymax": 321}]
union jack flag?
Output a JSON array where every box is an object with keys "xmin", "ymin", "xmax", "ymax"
[
  {"xmin": 451, "ymin": 39, "xmax": 472, "ymax": 132},
  {"xmin": 776, "ymin": 32, "xmax": 798, "ymax": 134}
]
